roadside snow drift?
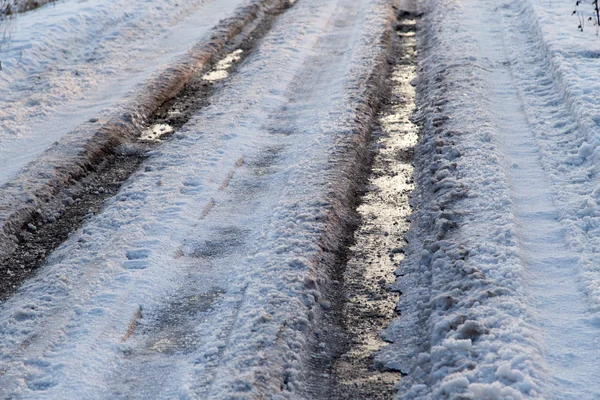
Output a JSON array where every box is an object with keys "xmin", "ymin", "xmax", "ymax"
[{"xmin": 379, "ymin": 0, "xmax": 600, "ymax": 398}]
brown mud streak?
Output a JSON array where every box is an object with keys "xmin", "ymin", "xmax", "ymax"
[
  {"xmin": 218, "ymin": 157, "xmax": 244, "ymax": 191},
  {"xmin": 122, "ymin": 305, "xmax": 143, "ymax": 342},
  {"xmin": 305, "ymin": 7, "xmax": 419, "ymax": 399},
  {"xmin": 0, "ymin": 0, "xmax": 295, "ymax": 301}
]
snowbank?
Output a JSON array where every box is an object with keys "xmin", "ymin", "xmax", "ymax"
[{"xmin": 380, "ymin": 0, "xmax": 600, "ymax": 398}]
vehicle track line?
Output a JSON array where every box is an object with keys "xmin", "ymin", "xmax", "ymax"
[
  {"xmin": 463, "ymin": 0, "xmax": 600, "ymax": 395},
  {"xmin": 0, "ymin": 0, "xmax": 296, "ymax": 300}
]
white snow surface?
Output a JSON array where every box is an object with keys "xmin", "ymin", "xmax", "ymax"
[
  {"xmin": 378, "ymin": 0, "xmax": 600, "ymax": 398},
  {"xmin": 0, "ymin": 0, "xmax": 250, "ymax": 185},
  {"xmin": 0, "ymin": 0, "xmax": 392, "ymax": 398}
]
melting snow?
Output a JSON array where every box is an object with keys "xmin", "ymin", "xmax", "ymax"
[
  {"xmin": 140, "ymin": 123, "xmax": 174, "ymax": 142},
  {"xmin": 202, "ymin": 49, "xmax": 244, "ymax": 82}
]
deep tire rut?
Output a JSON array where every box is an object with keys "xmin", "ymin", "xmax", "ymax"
[
  {"xmin": 0, "ymin": 0, "xmax": 295, "ymax": 301},
  {"xmin": 305, "ymin": 7, "xmax": 418, "ymax": 399}
]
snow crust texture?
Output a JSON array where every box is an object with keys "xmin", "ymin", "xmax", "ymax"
[
  {"xmin": 380, "ymin": 0, "xmax": 600, "ymax": 398},
  {"xmin": 0, "ymin": 0, "xmax": 394, "ymax": 398}
]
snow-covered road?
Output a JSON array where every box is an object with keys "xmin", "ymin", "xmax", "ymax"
[
  {"xmin": 470, "ymin": 0, "xmax": 600, "ymax": 393},
  {"xmin": 0, "ymin": 0, "xmax": 393, "ymax": 397},
  {"xmin": 3, "ymin": 0, "xmax": 600, "ymax": 397}
]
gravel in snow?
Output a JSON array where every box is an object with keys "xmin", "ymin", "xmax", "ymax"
[{"xmin": 0, "ymin": 0, "xmax": 393, "ymax": 397}]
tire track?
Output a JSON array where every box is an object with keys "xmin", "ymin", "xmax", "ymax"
[
  {"xmin": 330, "ymin": 10, "xmax": 418, "ymax": 399},
  {"xmin": 0, "ymin": 0, "xmax": 295, "ymax": 300},
  {"xmin": 0, "ymin": 0, "xmax": 396, "ymax": 397},
  {"xmin": 456, "ymin": 0, "xmax": 600, "ymax": 395}
]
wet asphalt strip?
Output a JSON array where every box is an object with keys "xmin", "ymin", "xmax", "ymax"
[{"xmin": 0, "ymin": 0, "xmax": 295, "ymax": 300}]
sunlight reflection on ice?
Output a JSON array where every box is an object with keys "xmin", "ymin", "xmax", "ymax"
[
  {"xmin": 202, "ymin": 49, "xmax": 243, "ymax": 82},
  {"xmin": 140, "ymin": 123, "xmax": 174, "ymax": 141}
]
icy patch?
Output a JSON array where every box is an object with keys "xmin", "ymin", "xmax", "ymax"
[
  {"xmin": 202, "ymin": 49, "xmax": 244, "ymax": 82},
  {"xmin": 337, "ymin": 26, "xmax": 417, "ymax": 393},
  {"xmin": 140, "ymin": 124, "xmax": 174, "ymax": 142}
]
